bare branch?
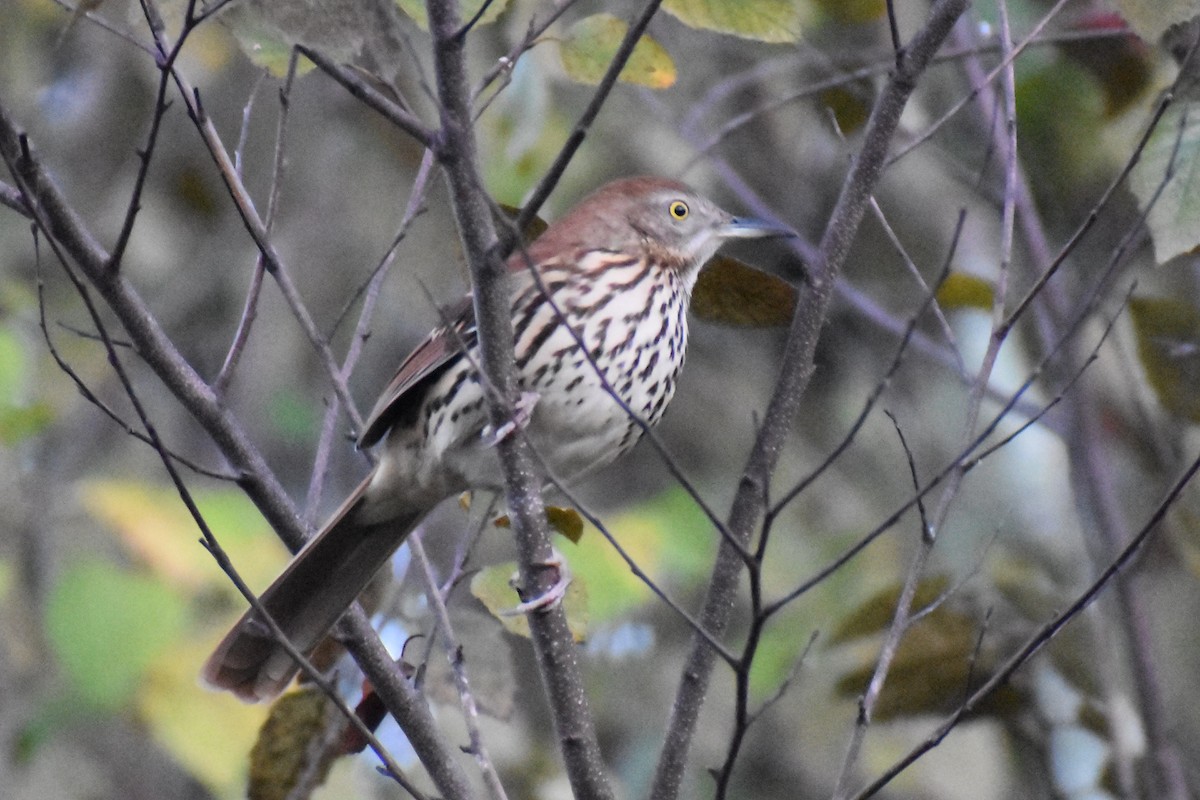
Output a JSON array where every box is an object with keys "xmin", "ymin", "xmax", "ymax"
[
  {"xmin": 411, "ymin": 533, "xmax": 510, "ymax": 800},
  {"xmin": 849, "ymin": 444, "xmax": 1200, "ymax": 800},
  {"xmin": 650, "ymin": 4, "xmax": 971, "ymax": 797},
  {"xmin": 0, "ymin": 90, "xmax": 478, "ymax": 800},
  {"xmin": 515, "ymin": 0, "xmax": 666, "ymax": 232},
  {"xmin": 425, "ymin": 1, "xmax": 614, "ymax": 797},
  {"xmin": 298, "ymin": 45, "xmax": 438, "ymax": 149}
]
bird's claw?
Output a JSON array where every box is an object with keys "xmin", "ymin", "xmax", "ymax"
[
  {"xmin": 482, "ymin": 391, "xmax": 540, "ymax": 446},
  {"xmin": 500, "ymin": 549, "xmax": 572, "ymax": 616}
]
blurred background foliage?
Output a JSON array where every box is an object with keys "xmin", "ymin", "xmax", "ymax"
[{"xmin": 2, "ymin": 0, "xmax": 1200, "ymax": 799}]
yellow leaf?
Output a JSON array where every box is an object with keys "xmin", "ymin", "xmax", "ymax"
[
  {"xmin": 79, "ymin": 479, "xmax": 288, "ymax": 596},
  {"xmin": 470, "ymin": 561, "xmax": 589, "ymax": 641},
  {"xmin": 664, "ymin": 0, "xmax": 800, "ymax": 42},
  {"xmin": 692, "ymin": 256, "xmax": 797, "ymax": 327},
  {"xmin": 140, "ymin": 638, "xmax": 270, "ymax": 796},
  {"xmin": 498, "ymin": 203, "xmax": 550, "ymax": 242},
  {"xmin": 936, "ymin": 271, "xmax": 995, "ymax": 312},
  {"xmin": 559, "ymin": 14, "xmax": 676, "ymax": 89},
  {"xmin": 547, "ymin": 506, "xmax": 585, "ymax": 543},
  {"xmin": 492, "ymin": 505, "xmax": 586, "ymax": 543},
  {"xmin": 1130, "ymin": 296, "xmax": 1200, "ymax": 422}
]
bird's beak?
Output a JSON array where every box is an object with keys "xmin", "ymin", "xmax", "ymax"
[{"xmin": 720, "ymin": 216, "xmax": 797, "ymax": 240}]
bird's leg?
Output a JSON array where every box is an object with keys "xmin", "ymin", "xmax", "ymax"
[
  {"xmin": 501, "ymin": 547, "xmax": 572, "ymax": 616},
  {"xmin": 482, "ymin": 390, "xmax": 540, "ymax": 446}
]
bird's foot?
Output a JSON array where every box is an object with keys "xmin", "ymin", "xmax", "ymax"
[
  {"xmin": 482, "ymin": 391, "xmax": 540, "ymax": 446},
  {"xmin": 501, "ymin": 548, "xmax": 572, "ymax": 616}
]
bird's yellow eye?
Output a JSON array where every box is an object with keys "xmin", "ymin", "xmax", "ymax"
[{"xmin": 669, "ymin": 200, "xmax": 689, "ymax": 220}]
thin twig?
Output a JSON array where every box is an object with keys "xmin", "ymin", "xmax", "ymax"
[
  {"xmin": 849, "ymin": 444, "xmax": 1200, "ymax": 800},
  {"xmin": 411, "ymin": 533, "xmax": 510, "ymax": 800},
  {"xmin": 830, "ymin": 409, "xmax": 931, "ymax": 800},
  {"xmin": 0, "ymin": 68, "xmax": 479, "ymax": 800},
  {"xmin": 297, "ymin": 45, "xmax": 437, "ymax": 149},
  {"xmin": 137, "ymin": 2, "xmax": 369, "ymax": 433},
  {"xmin": 886, "ymin": 0, "xmax": 1073, "ymax": 167},
  {"xmin": 37, "ymin": 272, "xmax": 235, "ymax": 481},
  {"xmin": 216, "ymin": 52, "xmax": 298, "ymax": 396},
  {"xmin": 35, "ymin": 201, "xmax": 424, "ymax": 797},
  {"xmin": 514, "ymin": 0, "xmax": 667, "ymax": 233},
  {"xmin": 650, "ymin": 5, "xmax": 970, "ymax": 798}
]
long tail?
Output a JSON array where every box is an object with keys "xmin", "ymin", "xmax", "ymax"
[{"xmin": 202, "ymin": 476, "xmax": 426, "ymax": 702}]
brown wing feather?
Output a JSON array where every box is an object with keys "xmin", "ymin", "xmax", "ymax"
[{"xmin": 357, "ymin": 297, "xmax": 474, "ymax": 449}]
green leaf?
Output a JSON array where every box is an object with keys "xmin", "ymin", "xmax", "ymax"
[
  {"xmin": 1129, "ymin": 296, "xmax": 1200, "ymax": 421},
  {"xmin": 833, "ymin": 610, "xmax": 1018, "ymax": 720},
  {"xmin": 830, "ymin": 576, "xmax": 951, "ymax": 643},
  {"xmin": 268, "ymin": 387, "xmax": 317, "ymax": 443},
  {"xmin": 664, "ymin": 0, "xmax": 800, "ymax": 43},
  {"xmin": 570, "ymin": 488, "xmax": 716, "ymax": 621},
  {"xmin": 0, "ymin": 327, "xmax": 26, "ymax": 402},
  {"xmin": 829, "ymin": 576, "xmax": 1023, "ymax": 719},
  {"xmin": 0, "ymin": 402, "xmax": 53, "ymax": 445},
  {"xmin": 1128, "ymin": 101, "xmax": 1200, "ymax": 264},
  {"xmin": 559, "ymin": 14, "xmax": 676, "ymax": 89},
  {"xmin": 46, "ymin": 561, "xmax": 188, "ymax": 710},
  {"xmin": 935, "ymin": 272, "xmax": 994, "ymax": 312},
  {"xmin": 248, "ymin": 688, "xmax": 338, "ymax": 800},
  {"xmin": 396, "ymin": 0, "xmax": 511, "ymax": 29},
  {"xmin": 1015, "ymin": 61, "xmax": 1106, "ymax": 205},
  {"xmin": 0, "ymin": 325, "xmax": 54, "ymax": 444}
]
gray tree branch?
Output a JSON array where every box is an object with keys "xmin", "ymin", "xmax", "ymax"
[
  {"xmin": 424, "ymin": 1, "xmax": 615, "ymax": 798},
  {"xmin": 649, "ymin": 2, "xmax": 972, "ymax": 797}
]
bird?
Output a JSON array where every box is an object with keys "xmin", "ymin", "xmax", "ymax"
[{"xmin": 202, "ymin": 176, "xmax": 792, "ymax": 702}]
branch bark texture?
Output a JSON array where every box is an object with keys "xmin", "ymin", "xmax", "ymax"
[
  {"xmin": 650, "ymin": 2, "xmax": 971, "ymax": 796},
  {"xmin": 424, "ymin": 2, "xmax": 615, "ymax": 799}
]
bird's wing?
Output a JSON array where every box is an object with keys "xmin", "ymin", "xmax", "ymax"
[
  {"xmin": 358, "ymin": 237, "xmax": 557, "ymax": 449},
  {"xmin": 357, "ymin": 296, "xmax": 476, "ymax": 449}
]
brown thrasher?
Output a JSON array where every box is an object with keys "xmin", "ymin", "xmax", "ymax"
[{"xmin": 203, "ymin": 176, "xmax": 790, "ymax": 701}]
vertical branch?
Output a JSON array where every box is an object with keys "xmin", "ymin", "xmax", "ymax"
[
  {"xmin": 411, "ymin": 533, "xmax": 510, "ymax": 800},
  {"xmin": 215, "ymin": 53, "xmax": 299, "ymax": 396},
  {"xmin": 649, "ymin": 2, "xmax": 971, "ymax": 798},
  {"xmin": 424, "ymin": 2, "xmax": 615, "ymax": 799}
]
